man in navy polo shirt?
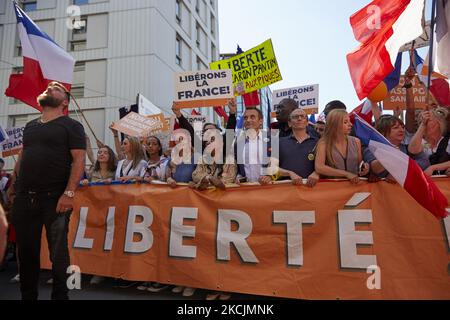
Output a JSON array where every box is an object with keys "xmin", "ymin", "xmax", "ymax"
[{"xmin": 277, "ymin": 109, "xmax": 320, "ymax": 188}]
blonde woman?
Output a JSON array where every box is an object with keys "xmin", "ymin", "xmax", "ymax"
[
  {"xmin": 115, "ymin": 136, "xmax": 147, "ymax": 182},
  {"xmin": 315, "ymin": 109, "xmax": 369, "ymax": 184}
]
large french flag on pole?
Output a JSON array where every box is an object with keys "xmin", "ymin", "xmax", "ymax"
[
  {"xmin": 5, "ymin": 2, "xmax": 75, "ymax": 112},
  {"xmin": 354, "ymin": 115, "xmax": 448, "ymax": 219},
  {"xmin": 347, "ymin": 0, "xmax": 425, "ymax": 100}
]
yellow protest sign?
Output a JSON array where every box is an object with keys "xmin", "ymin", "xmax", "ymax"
[{"xmin": 210, "ymin": 39, "xmax": 282, "ymax": 95}]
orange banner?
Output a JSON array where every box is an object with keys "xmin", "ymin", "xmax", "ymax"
[{"xmin": 42, "ymin": 179, "xmax": 450, "ymax": 300}]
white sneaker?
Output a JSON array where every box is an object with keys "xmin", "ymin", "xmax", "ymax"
[
  {"xmin": 182, "ymin": 287, "xmax": 196, "ymax": 297},
  {"xmin": 206, "ymin": 291, "xmax": 220, "ymax": 301},
  {"xmin": 219, "ymin": 293, "xmax": 232, "ymax": 301},
  {"xmin": 90, "ymin": 276, "xmax": 105, "ymax": 285},
  {"xmin": 137, "ymin": 282, "xmax": 151, "ymax": 291},
  {"xmin": 147, "ymin": 282, "xmax": 169, "ymax": 293},
  {"xmin": 172, "ymin": 286, "xmax": 184, "ymax": 294},
  {"xmin": 9, "ymin": 274, "xmax": 20, "ymax": 283}
]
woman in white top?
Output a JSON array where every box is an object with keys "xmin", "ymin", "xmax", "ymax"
[
  {"xmin": 115, "ymin": 136, "xmax": 147, "ymax": 181},
  {"xmin": 142, "ymin": 136, "xmax": 169, "ymax": 183}
]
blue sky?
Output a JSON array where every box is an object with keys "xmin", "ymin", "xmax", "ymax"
[{"xmin": 218, "ymin": 0, "xmax": 432, "ymax": 113}]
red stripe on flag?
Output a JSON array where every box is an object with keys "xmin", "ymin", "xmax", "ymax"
[
  {"xmin": 214, "ymin": 106, "xmax": 229, "ymax": 123},
  {"xmin": 430, "ymin": 78, "xmax": 450, "ymax": 106},
  {"xmin": 349, "ymin": 102, "xmax": 373, "ymax": 124},
  {"xmin": 350, "ymin": 0, "xmax": 411, "ymax": 43},
  {"xmin": 403, "ymin": 159, "xmax": 449, "ymax": 219},
  {"xmin": 347, "ymin": 33, "xmax": 394, "ymax": 100},
  {"xmin": 243, "ymin": 91, "xmax": 260, "ymax": 108},
  {"xmin": 5, "ymin": 57, "xmax": 72, "ymax": 113}
]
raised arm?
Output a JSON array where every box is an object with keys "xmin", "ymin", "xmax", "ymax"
[
  {"xmin": 172, "ymin": 104, "xmax": 196, "ymax": 147},
  {"xmin": 408, "ymin": 111, "xmax": 429, "ymax": 155},
  {"xmin": 405, "ymin": 66, "xmax": 417, "ymax": 134},
  {"xmin": 226, "ymin": 99, "xmax": 237, "ymax": 130},
  {"xmin": 109, "ymin": 123, "xmax": 124, "ymax": 160}
]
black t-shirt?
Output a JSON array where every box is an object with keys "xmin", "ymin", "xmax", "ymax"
[{"xmin": 16, "ymin": 116, "xmax": 86, "ymax": 193}]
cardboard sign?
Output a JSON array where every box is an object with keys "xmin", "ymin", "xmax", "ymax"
[
  {"xmin": 272, "ymin": 84, "xmax": 319, "ymax": 114},
  {"xmin": 210, "ymin": 39, "xmax": 283, "ymax": 95},
  {"xmin": 174, "ymin": 69, "xmax": 234, "ymax": 109},
  {"xmin": 112, "ymin": 112, "xmax": 168, "ymax": 138},
  {"xmin": 383, "ymin": 76, "xmax": 429, "ymax": 110},
  {"xmin": 1, "ymin": 126, "xmax": 25, "ymax": 157}
]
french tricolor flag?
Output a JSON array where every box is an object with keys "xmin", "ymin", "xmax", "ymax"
[
  {"xmin": 347, "ymin": 0, "xmax": 425, "ymax": 100},
  {"xmin": 354, "ymin": 115, "xmax": 448, "ymax": 219},
  {"xmin": 5, "ymin": 2, "xmax": 75, "ymax": 112}
]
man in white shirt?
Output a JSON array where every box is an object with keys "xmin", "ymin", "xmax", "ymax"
[{"xmin": 236, "ymin": 108, "xmax": 272, "ymax": 185}]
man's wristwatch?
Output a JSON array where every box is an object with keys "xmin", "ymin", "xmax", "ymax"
[{"xmin": 64, "ymin": 191, "xmax": 75, "ymax": 198}]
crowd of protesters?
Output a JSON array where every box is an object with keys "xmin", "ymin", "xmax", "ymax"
[{"xmin": 1, "ymin": 76, "xmax": 449, "ymax": 300}]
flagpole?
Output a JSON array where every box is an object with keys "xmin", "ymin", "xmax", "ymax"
[
  {"xmin": 426, "ymin": 0, "xmax": 438, "ymax": 107},
  {"xmin": 69, "ymin": 93, "xmax": 100, "ymax": 142}
]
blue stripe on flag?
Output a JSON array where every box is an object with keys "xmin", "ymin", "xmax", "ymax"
[
  {"xmin": 384, "ymin": 53, "xmax": 402, "ymax": 91},
  {"xmin": 14, "ymin": 2, "xmax": 57, "ymax": 45},
  {"xmin": 0, "ymin": 126, "xmax": 9, "ymax": 144},
  {"xmin": 353, "ymin": 115, "xmax": 392, "ymax": 147}
]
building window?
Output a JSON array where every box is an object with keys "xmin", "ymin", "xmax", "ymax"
[
  {"xmin": 70, "ymin": 15, "xmax": 87, "ymax": 51},
  {"xmin": 211, "ymin": 43, "xmax": 216, "ymax": 61},
  {"xmin": 196, "ymin": 23, "xmax": 200, "ymax": 48},
  {"xmin": 73, "ymin": 18, "xmax": 87, "ymax": 35},
  {"xmin": 21, "ymin": 0, "xmax": 37, "ymax": 12},
  {"xmin": 176, "ymin": 0, "xmax": 181, "ymax": 23},
  {"xmin": 73, "ymin": 0, "xmax": 89, "ymax": 5},
  {"xmin": 70, "ymin": 40, "xmax": 87, "ymax": 51},
  {"xmin": 176, "ymin": 36, "xmax": 182, "ymax": 66},
  {"xmin": 15, "ymin": 45, "xmax": 22, "ymax": 57},
  {"xmin": 210, "ymin": 13, "xmax": 216, "ymax": 36},
  {"xmin": 74, "ymin": 61, "xmax": 86, "ymax": 72},
  {"xmin": 70, "ymin": 85, "xmax": 85, "ymax": 99}
]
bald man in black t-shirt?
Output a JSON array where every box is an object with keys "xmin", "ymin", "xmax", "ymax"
[{"xmin": 10, "ymin": 82, "xmax": 86, "ymax": 300}]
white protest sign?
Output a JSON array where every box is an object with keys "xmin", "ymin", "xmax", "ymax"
[
  {"xmin": 1, "ymin": 126, "xmax": 25, "ymax": 157},
  {"xmin": 138, "ymin": 94, "xmax": 163, "ymax": 116},
  {"xmin": 273, "ymin": 84, "xmax": 319, "ymax": 114},
  {"xmin": 174, "ymin": 69, "xmax": 234, "ymax": 109}
]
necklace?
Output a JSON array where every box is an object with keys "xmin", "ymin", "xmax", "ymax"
[
  {"xmin": 39, "ymin": 115, "xmax": 63, "ymax": 124},
  {"xmin": 39, "ymin": 117, "xmax": 50, "ymax": 124}
]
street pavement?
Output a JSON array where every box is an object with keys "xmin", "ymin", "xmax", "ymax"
[{"xmin": 0, "ymin": 261, "xmax": 271, "ymax": 301}]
